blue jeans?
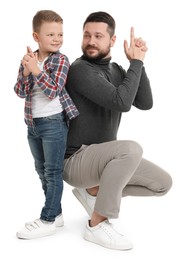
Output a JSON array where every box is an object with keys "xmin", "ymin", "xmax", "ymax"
[{"xmin": 27, "ymin": 112, "xmax": 68, "ymax": 222}]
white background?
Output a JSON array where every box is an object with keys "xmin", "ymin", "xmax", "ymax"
[{"xmin": 1, "ymin": 0, "xmax": 186, "ymax": 259}]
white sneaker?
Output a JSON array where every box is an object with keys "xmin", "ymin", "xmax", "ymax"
[
  {"xmin": 55, "ymin": 214, "xmax": 64, "ymax": 227},
  {"xmin": 25, "ymin": 214, "xmax": 64, "ymax": 228},
  {"xmin": 72, "ymin": 188, "xmax": 96, "ymax": 216},
  {"xmin": 83, "ymin": 220, "xmax": 133, "ymax": 250},
  {"xmin": 16, "ymin": 219, "xmax": 56, "ymax": 239}
]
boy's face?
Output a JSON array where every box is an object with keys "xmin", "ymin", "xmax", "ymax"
[{"xmin": 33, "ymin": 22, "xmax": 63, "ymax": 53}]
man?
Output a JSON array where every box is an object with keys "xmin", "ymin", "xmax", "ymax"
[{"xmin": 63, "ymin": 11, "xmax": 172, "ymax": 250}]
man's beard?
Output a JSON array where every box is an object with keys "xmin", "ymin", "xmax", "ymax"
[{"xmin": 82, "ymin": 45, "xmax": 110, "ymax": 61}]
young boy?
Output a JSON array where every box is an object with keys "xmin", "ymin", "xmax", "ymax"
[{"xmin": 14, "ymin": 10, "xmax": 79, "ymax": 239}]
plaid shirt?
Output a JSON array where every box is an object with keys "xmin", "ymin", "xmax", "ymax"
[{"xmin": 14, "ymin": 51, "xmax": 79, "ymax": 126}]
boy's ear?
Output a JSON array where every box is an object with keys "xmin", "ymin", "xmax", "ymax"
[{"xmin": 32, "ymin": 32, "xmax": 39, "ymax": 42}]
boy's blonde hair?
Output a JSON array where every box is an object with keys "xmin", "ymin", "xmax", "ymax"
[{"xmin": 32, "ymin": 10, "xmax": 63, "ymax": 32}]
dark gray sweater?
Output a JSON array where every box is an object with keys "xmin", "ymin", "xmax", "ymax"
[{"xmin": 65, "ymin": 55, "xmax": 153, "ymax": 158}]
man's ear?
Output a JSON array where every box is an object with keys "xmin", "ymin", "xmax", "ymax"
[
  {"xmin": 110, "ymin": 35, "xmax": 116, "ymax": 47},
  {"xmin": 32, "ymin": 32, "xmax": 39, "ymax": 42}
]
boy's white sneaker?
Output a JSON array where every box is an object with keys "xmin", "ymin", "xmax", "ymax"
[
  {"xmin": 72, "ymin": 188, "xmax": 96, "ymax": 216},
  {"xmin": 25, "ymin": 214, "xmax": 64, "ymax": 228},
  {"xmin": 55, "ymin": 214, "xmax": 64, "ymax": 227},
  {"xmin": 16, "ymin": 219, "xmax": 56, "ymax": 239},
  {"xmin": 83, "ymin": 220, "xmax": 133, "ymax": 250}
]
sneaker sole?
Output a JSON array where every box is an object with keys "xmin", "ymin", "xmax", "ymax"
[
  {"xmin": 84, "ymin": 232, "xmax": 133, "ymax": 250},
  {"xmin": 16, "ymin": 229, "xmax": 56, "ymax": 240},
  {"xmin": 72, "ymin": 188, "xmax": 92, "ymax": 217}
]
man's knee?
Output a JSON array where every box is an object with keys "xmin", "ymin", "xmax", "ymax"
[
  {"xmin": 115, "ymin": 140, "xmax": 143, "ymax": 159},
  {"xmin": 157, "ymin": 173, "xmax": 173, "ymax": 196}
]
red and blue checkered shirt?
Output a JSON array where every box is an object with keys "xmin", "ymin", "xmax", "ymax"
[{"xmin": 14, "ymin": 51, "xmax": 79, "ymax": 126}]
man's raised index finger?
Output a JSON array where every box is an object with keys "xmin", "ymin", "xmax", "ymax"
[{"xmin": 130, "ymin": 27, "xmax": 135, "ymax": 44}]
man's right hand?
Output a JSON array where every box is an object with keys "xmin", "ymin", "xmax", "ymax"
[{"xmin": 124, "ymin": 27, "xmax": 148, "ymax": 62}]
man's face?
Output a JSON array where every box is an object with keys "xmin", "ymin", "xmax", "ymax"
[{"xmin": 81, "ymin": 22, "xmax": 116, "ymax": 60}]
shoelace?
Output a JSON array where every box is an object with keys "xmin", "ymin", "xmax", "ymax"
[{"xmin": 101, "ymin": 220, "xmax": 124, "ymax": 237}]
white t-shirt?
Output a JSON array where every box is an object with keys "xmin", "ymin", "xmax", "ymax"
[{"xmin": 32, "ymin": 58, "xmax": 62, "ymax": 118}]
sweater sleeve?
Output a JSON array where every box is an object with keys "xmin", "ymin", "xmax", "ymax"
[
  {"xmin": 132, "ymin": 66, "xmax": 153, "ymax": 110},
  {"xmin": 67, "ymin": 58, "xmax": 152, "ymax": 112}
]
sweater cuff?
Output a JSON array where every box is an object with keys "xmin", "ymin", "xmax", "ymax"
[{"xmin": 130, "ymin": 59, "xmax": 143, "ymax": 66}]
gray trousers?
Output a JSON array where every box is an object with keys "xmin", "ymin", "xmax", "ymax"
[{"xmin": 63, "ymin": 140, "xmax": 172, "ymax": 219}]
